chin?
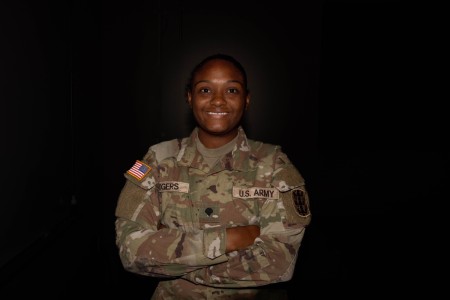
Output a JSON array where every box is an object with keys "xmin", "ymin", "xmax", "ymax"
[
  {"xmin": 208, "ymin": 126, "xmax": 238, "ymax": 136},
  {"xmin": 203, "ymin": 123, "xmax": 227, "ymax": 132}
]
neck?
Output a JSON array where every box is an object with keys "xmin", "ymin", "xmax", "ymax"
[{"xmin": 197, "ymin": 127, "xmax": 239, "ymax": 149}]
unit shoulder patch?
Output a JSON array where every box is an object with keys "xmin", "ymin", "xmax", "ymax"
[
  {"xmin": 279, "ymin": 187, "xmax": 311, "ymax": 226},
  {"xmin": 292, "ymin": 189, "xmax": 310, "ymax": 217}
]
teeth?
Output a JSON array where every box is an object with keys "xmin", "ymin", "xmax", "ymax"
[{"xmin": 207, "ymin": 112, "xmax": 227, "ymax": 115}]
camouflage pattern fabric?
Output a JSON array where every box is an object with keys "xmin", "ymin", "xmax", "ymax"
[{"xmin": 115, "ymin": 126, "xmax": 311, "ymax": 299}]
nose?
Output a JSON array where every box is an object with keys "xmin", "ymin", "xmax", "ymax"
[{"xmin": 210, "ymin": 93, "xmax": 226, "ymax": 106}]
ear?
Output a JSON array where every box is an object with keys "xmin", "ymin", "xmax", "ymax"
[
  {"xmin": 187, "ymin": 91, "xmax": 193, "ymax": 108},
  {"xmin": 245, "ymin": 93, "xmax": 251, "ymax": 110}
]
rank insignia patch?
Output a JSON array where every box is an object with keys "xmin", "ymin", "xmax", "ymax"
[
  {"xmin": 292, "ymin": 189, "xmax": 310, "ymax": 217},
  {"xmin": 127, "ymin": 160, "xmax": 151, "ymax": 181}
]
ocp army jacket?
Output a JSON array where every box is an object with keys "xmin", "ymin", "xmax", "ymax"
[{"xmin": 115, "ymin": 126, "xmax": 311, "ymax": 294}]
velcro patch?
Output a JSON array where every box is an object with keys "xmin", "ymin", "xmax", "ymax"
[
  {"xmin": 126, "ymin": 160, "xmax": 151, "ymax": 181},
  {"xmin": 233, "ymin": 187, "xmax": 279, "ymax": 200}
]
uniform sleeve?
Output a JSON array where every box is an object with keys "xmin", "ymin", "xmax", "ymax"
[
  {"xmin": 182, "ymin": 151, "xmax": 312, "ymax": 288},
  {"xmin": 115, "ymin": 151, "xmax": 229, "ymax": 278}
]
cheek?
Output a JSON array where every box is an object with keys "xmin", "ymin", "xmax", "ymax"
[
  {"xmin": 230, "ymin": 100, "xmax": 246, "ymax": 112},
  {"xmin": 192, "ymin": 97, "xmax": 210, "ymax": 107},
  {"xmin": 191, "ymin": 104, "xmax": 204, "ymax": 119}
]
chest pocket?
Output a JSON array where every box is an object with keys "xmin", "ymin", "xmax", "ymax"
[
  {"xmin": 162, "ymin": 203, "xmax": 193, "ymax": 232},
  {"xmin": 159, "ymin": 181, "xmax": 194, "ymax": 232}
]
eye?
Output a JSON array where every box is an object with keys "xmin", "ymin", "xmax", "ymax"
[
  {"xmin": 199, "ymin": 88, "xmax": 210, "ymax": 94},
  {"xmin": 227, "ymin": 88, "xmax": 239, "ymax": 94}
]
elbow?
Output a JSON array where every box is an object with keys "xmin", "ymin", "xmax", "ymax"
[{"xmin": 276, "ymin": 252, "xmax": 298, "ymax": 282}]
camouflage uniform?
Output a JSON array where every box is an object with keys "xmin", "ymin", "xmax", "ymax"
[{"xmin": 115, "ymin": 126, "xmax": 311, "ymax": 299}]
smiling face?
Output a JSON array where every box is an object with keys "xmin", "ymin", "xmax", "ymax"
[{"xmin": 187, "ymin": 58, "xmax": 250, "ymax": 148}]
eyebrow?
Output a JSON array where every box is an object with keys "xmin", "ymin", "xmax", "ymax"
[{"xmin": 193, "ymin": 79, "xmax": 243, "ymax": 87}]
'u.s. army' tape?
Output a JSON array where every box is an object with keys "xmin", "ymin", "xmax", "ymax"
[{"xmin": 232, "ymin": 187, "xmax": 279, "ymax": 200}]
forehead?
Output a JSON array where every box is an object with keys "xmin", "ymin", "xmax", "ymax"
[{"xmin": 195, "ymin": 59, "xmax": 243, "ymax": 80}]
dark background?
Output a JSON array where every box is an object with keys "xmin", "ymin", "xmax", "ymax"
[{"xmin": 0, "ymin": 0, "xmax": 446, "ymax": 298}]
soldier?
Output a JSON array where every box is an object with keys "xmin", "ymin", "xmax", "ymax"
[{"xmin": 114, "ymin": 53, "xmax": 311, "ymax": 299}]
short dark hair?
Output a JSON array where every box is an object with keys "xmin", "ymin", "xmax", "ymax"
[{"xmin": 185, "ymin": 53, "xmax": 249, "ymax": 98}]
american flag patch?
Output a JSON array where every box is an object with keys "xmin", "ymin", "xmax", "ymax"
[{"xmin": 126, "ymin": 160, "xmax": 151, "ymax": 181}]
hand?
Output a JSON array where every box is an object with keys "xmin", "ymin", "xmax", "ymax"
[{"xmin": 226, "ymin": 225, "xmax": 260, "ymax": 253}]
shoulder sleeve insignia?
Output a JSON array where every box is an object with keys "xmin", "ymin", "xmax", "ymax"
[
  {"xmin": 126, "ymin": 160, "xmax": 152, "ymax": 181},
  {"xmin": 279, "ymin": 187, "xmax": 311, "ymax": 226},
  {"xmin": 292, "ymin": 189, "xmax": 310, "ymax": 217}
]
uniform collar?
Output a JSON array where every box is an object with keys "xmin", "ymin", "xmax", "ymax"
[{"xmin": 177, "ymin": 126, "xmax": 256, "ymax": 173}]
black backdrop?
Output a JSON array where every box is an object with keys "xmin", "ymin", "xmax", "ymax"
[{"xmin": 1, "ymin": 0, "xmax": 447, "ymax": 298}]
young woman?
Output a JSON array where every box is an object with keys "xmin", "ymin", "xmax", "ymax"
[{"xmin": 115, "ymin": 53, "xmax": 311, "ymax": 299}]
